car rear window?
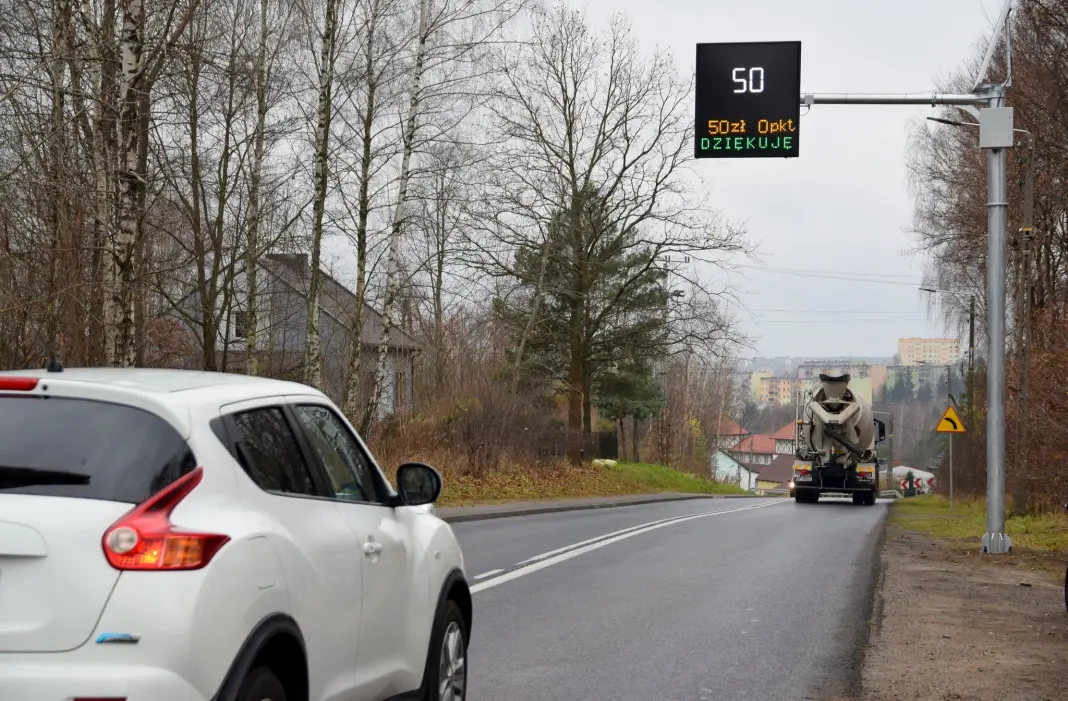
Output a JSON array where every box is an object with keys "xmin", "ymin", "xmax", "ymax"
[{"xmin": 0, "ymin": 395, "xmax": 196, "ymax": 504}]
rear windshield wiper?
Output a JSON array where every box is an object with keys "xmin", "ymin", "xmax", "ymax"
[{"xmin": 0, "ymin": 465, "xmax": 91, "ymax": 489}]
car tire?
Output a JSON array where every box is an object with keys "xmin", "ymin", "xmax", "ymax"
[
  {"xmin": 424, "ymin": 599, "xmax": 468, "ymax": 701},
  {"xmin": 236, "ymin": 667, "xmax": 288, "ymax": 701}
]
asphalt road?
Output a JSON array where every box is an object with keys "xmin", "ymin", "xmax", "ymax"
[{"xmin": 452, "ymin": 496, "xmax": 888, "ymax": 701}]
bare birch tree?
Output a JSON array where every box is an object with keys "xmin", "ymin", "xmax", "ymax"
[
  {"xmin": 361, "ymin": 0, "xmax": 430, "ymax": 430},
  {"xmin": 302, "ymin": 0, "xmax": 345, "ymax": 389},
  {"xmin": 335, "ymin": 0, "xmax": 408, "ymax": 416},
  {"xmin": 245, "ymin": 0, "xmax": 298, "ymax": 375},
  {"xmin": 361, "ymin": 0, "xmax": 528, "ymax": 430}
]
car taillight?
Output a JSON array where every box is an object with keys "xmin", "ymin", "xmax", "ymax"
[
  {"xmin": 0, "ymin": 376, "xmax": 39, "ymax": 391},
  {"xmin": 102, "ymin": 466, "xmax": 229, "ymax": 571}
]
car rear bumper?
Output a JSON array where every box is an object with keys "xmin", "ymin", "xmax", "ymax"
[{"xmin": 0, "ymin": 659, "xmax": 206, "ymax": 701}]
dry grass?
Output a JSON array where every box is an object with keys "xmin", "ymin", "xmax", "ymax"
[
  {"xmin": 374, "ymin": 447, "xmax": 744, "ymax": 507},
  {"xmin": 892, "ymin": 494, "xmax": 1068, "ymax": 552}
]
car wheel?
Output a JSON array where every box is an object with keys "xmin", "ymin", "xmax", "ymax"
[
  {"xmin": 425, "ymin": 600, "xmax": 468, "ymax": 701},
  {"xmin": 236, "ymin": 667, "xmax": 287, "ymax": 701}
]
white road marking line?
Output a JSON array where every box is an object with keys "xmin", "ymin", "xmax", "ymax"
[
  {"xmin": 513, "ymin": 513, "xmax": 700, "ymax": 567},
  {"xmin": 473, "ymin": 569, "xmax": 504, "ymax": 580},
  {"xmin": 470, "ymin": 500, "xmax": 784, "ymax": 594}
]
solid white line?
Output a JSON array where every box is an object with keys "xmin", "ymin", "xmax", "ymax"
[
  {"xmin": 473, "ymin": 569, "xmax": 505, "ymax": 580},
  {"xmin": 470, "ymin": 500, "xmax": 783, "ymax": 594}
]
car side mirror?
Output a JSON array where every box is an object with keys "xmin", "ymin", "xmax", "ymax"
[
  {"xmin": 395, "ymin": 462, "xmax": 443, "ymax": 507},
  {"xmin": 874, "ymin": 420, "xmax": 887, "ymax": 444}
]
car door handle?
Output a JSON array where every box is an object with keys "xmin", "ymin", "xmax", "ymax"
[{"xmin": 362, "ymin": 541, "xmax": 383, "ymax": 556}]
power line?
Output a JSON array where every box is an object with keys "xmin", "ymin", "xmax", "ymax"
[
  {"xmin": 731, "ymin": 263, "xmax": 926, "ymax": 286},
  {"xmin": 733, "ymin": 263, "xmax": 921, "ymax": 280}
]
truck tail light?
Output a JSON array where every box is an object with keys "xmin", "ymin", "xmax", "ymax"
[{"xmin": 102, "ymin": 466, "xmax": 229, "ymax": 571}]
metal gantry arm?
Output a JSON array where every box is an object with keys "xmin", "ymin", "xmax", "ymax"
[{"xmin": 800, "ymin": 93, "xmax": 989, "ymax": 106}]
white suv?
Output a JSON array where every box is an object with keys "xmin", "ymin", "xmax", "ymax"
[{"xmin": 0, "ymin": 367, "xmax": 470, "ymax": 701}]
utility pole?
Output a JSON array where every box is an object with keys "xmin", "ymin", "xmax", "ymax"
[
  {"xmin": 981, "ymin": 88, "xmax": 1010, "ymax": 554},
  {"xmin": 968, "ymin": 295, "xmax": 975, "ymax": 424},
  {"xmin": 889, "ymin": 412, "xmax": 895, "ymax": 494},
  {"xmin": 1013, "ymin": 133, "xmax": 1035, "ymax": 516}
]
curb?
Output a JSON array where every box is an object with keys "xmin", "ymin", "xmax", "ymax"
[{"xmin": 437, "ymin": 493, "xmax": 764, "ymax": 524}]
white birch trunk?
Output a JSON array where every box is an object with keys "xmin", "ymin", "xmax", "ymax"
[
  {"xmin": 304, "ymin": 0, "xmax": 340, "ymax": 390},
  {"xmin": 245, "ymin": 0, "xmax": 270, "ymax": 376},
  {"xmin": 361, "ymin": 0, "xmax": 429, "ymax": 432},
  {"xmin": 82, "ymin": 0, "xmax": 118, "ymax": 365},
  {"xmin": 114, "ymin": 0, "xmax": 144, "ymax": 367},
  {"xmin": 341, "ymin": 0, "xmax": 381, "ymax": 417}
]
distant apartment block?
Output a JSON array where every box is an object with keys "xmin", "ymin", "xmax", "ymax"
[
  {"xmin": 796, "ymin": 360, "xmax": 872, "ymax": 379},
  {"xmin": 897, "ymin": 337, "xmax": 961, "ymax": 366},
  {"xmin": 759, "ymin": 376, "xmax": 818, "ymax": 405}
]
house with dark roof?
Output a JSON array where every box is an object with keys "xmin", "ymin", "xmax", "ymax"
[
  {"xmin": 176, "ymin": 253, "xmax": 419, "ymax": 418},
  {"xmin": 755, "ymin": 454, "xmax": 797, "ymax": 491}
]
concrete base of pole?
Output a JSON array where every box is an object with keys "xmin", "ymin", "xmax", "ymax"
[{"xmin": 982, "ymin": 532, "xmax": 1012, "ymax": 553}]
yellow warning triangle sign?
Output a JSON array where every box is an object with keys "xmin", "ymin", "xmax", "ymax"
[{"xmin": 936, "ymin": 405, "xmax": 966, "ymax": 433}]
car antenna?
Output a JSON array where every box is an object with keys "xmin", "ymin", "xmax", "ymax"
[{"xmin": 45, "ymin": 356, "xmax": 64, "ymax": 373}]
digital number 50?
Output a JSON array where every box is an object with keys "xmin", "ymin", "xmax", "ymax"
[{"xmin": 732, "ymin": 67, "xmax": 765, "ymax": 94}]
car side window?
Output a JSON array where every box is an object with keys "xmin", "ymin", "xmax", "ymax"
[
  {"xmin": 294, "ymin": 405, "xmax": 384, "ymax": 505},
  {"xmin": 231, "ymin": 407, "xmax": 319, "ymax": 497}
]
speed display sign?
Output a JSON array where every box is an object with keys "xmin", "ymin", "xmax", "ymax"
[{"xmin": 694, "ymin": 41, "xmax": 802, "ymax": 159}]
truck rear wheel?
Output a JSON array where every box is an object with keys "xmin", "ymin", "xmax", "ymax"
[{"xmin": 853, "ymin": 490, "xmax": 876, "ymax": 506}]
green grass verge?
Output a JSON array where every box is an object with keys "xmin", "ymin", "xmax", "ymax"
[
  {"xmin": 892, "ymin": 494, "xmax": 1068, "ymax": 552},
  {"xmin": 437, "ymin": 460, "xmax": 745, "ymax": 507},
  {"xmin": 605, "ymin": 461, "xmax": 746, "ymax": 495}
]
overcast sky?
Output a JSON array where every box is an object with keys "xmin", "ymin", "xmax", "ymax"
[{"xmin": 580, "ymin": 0, "xmax": 1004, "ymax": 358}]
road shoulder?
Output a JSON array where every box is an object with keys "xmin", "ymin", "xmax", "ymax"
[{"xmin": 861, "ymin": 526, "xmax": 1068, "ymax": 700}]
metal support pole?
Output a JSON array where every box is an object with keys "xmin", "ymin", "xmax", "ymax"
[
  {"xmin": 949, "ymin": 434, "xmax": 954, "ymax": 513},
  {"xmin": 873, "ymin": 410, "xmax": 893, "ymax": 496},
  {"xmin": 982, "ymin": 95, "xmax": 1011, "ymax": 554},
  {"xmin": 968, "ymin": 296, "xmax": 975, "ymax": 424},
  {"xmin": 1016, "ymin": 136, "xmax": 1035, "ymax": 515},
  {"xmin": 888, "ymin": 413, "xmax": 895, "ymax": 494},
  {"xmin": 799, "ymin": 89, "xmax": 1009, "ymax": 551}
]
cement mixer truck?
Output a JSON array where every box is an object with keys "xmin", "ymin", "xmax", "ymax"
[{"xmin": 790, "ymin": 373, "xmax": 887, "ymax": 505}]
